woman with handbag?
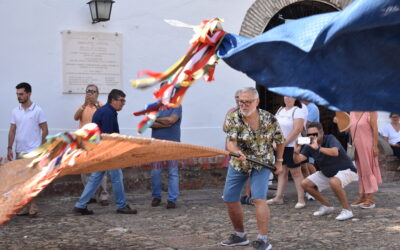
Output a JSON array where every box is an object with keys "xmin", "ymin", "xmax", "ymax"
[{"xmin": 349, "ymin": 112, "xmax": 381, "ymax": 209}]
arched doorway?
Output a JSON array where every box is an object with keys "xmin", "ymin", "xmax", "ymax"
[{"xmin": 239, "ymin": 0, "xmax": 352, "ymax": 142}]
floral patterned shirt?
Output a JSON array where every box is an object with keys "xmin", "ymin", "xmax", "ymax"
[{"xmin": 225, "ymin": 109, "xmax": 284, "ymax": 174}]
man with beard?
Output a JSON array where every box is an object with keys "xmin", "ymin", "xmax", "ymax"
[
  {"xmin": 221, "ymin": 87, "xmax": 284, "ymax": 250},
  {"xmin": 8, "ymin": 82, "xmax": 48, "ymax": 217}
]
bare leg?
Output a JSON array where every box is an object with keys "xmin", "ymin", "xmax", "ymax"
[
  {"xmin": 289, "ymin": 167, "xmax": 305, "ymax": 203},
  {"xmin": 245, "ymin": 178, "xmax": 251, "ymax": 197},
  {"xmin": 301, "ymin": 179, "xmax": 331, "ymax": 206},
  {"xmin": 307, "ymin": 163, "xmax": 316, "ymax": 174},
  {"xmin": 329, "ymin": 177, "xmax": 349, "ymax": 209},
  {"xmin": 226, "ymin": 202, "xmax": 244, "ymax": 232},
  {"xmin": 301, "ymin": 164, "xmax": 309, "ymax": 178},
  {"xmin": 253, "ymin": 199, "xmax": 269, "ymax": 235},
  {"xmin": 274, "ymin": 165, "xmax": 288, "ymax": 200}
]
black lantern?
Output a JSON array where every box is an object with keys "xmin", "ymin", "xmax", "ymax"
[{"xmin": 87, "ymin": 0, "xmax": 115, "ymax": 24}]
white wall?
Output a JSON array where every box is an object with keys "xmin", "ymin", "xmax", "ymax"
[{"xmin": 0, "ymin": 0, "xmax": 255, "ymax": 157}]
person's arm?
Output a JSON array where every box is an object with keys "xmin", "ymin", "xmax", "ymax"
[
  {"xmin": 151, "ymin": 114, "xmax": 180, "ymax": 128},
  {"xmin": 226, "ymin": 138, "xmax": 246, "ymax": 161},
  {"xmin": 7, "ymin": 124, "xmax": 16, "ymax": 161},
  {"xmin": 293, "ymin": 142, "xmax": 308, "ymax": 163},
  {"xmin": 74, "ymin": 96, "xmax": 91, "ymax": 121},
  {"xmin": 369, "ymin": 112, "xmax": 379, "ymax": 156},
  {"xmin": 39, "ymin": 122, "xmax": 48, "ymax": 144},
  {"xmin": 274, "ymin": 143, "xmax": 284, "ymax": 175},
  {"xmin": 74, "ymin": 106, "xmax": 85, "ymax": 121},
  {"xmin": 310, "ymin": 137, "xmax": 339, "ymax": 157},
  {"xmin": 284, "ymin": 118, "xmax": 304, "ymax": 146}
]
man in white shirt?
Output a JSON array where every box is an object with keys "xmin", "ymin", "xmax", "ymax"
[{"xmin": 7, "ymin": 82, "xmax": 48, "ymax": 216}]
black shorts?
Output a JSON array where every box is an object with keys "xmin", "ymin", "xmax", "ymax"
[{"xmin": 283, "ymin": 147, "xmax": 300, "ymax": 168}]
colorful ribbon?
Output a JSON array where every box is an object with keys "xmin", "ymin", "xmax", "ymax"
[{"xmin": 131, "ymin": 18, "xmax": 226, "ymax": 134}]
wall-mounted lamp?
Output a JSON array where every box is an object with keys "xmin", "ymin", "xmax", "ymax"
[{"xmin": 87, "ymin": 0, "xmax": 115, "ymax": 24}]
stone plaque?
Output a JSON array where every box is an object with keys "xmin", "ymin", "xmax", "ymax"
[{"xmin": 62, "ymin": 31, "xmax": 122, "ymax": 94}]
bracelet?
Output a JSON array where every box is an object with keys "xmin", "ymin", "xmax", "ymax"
[
  {"xmin": 293, "ymin": 151, "xmax": 300, "ymax": 155},
  {"xmin": 276, "ymin": 158, "xmax": 284, "ymax": 162}
]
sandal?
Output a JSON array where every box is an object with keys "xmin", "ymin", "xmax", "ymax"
[
  {"xmin": 351, "ymin": 196, "xmax": 366, "ymax": 207},
  {"xmin": 361, "ymin": 199, "xmax": 376, "ymax": 209}
]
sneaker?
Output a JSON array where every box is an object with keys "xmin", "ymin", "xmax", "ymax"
[
  {"xmin": 305, "ymin": 192, "xmax": 315, "ymax": 201},
  {"xmin": 294, "ymin": 202, "xmax": 306, "ymax": 209},
  {"xmin": 166, "ymin": 201, "xmax": 176, "ymax": 209},
  {"xmin": 73, "ymin": 206, "xmax": 94, "ymax": 215},
  {"xmin": 251, "ymin": 239, "xmax": 272, "ymax": 250},
  {"xmin": 266, "ymin": 198, "xmax": 283, "ymax": 205},
  {"xmin": 241, "ymin": 195, "xmax": 254, "ymax": 205},
  {"xmin": 220, "ymin": 234, "xmax": 249, "ymax": 246},
  {"xmin": 360, "ymin": 199, "xmax": 376, "ymax": 209},
  {"xmin": 335, "ymin": 209, "xmax": 354, "ymax": 221},
  {"xmin": 151, "ymin": 198, "xmax": 161, "ymax": 207},
  {"xmin": 313, "ymin": 205, "xmax": 335, "ymax": 216},
  {"xmin": 116, "ymin": 204, "xmax": 137, "ymax": 214}
]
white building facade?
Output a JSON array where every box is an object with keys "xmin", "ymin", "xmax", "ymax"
[{"xmin": 0, "ymin": 0, "xmax": 391, "ymax": 157}]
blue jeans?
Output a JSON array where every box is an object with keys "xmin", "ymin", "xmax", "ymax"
[
  {"xmin": 75, "ymin": 169, "xmax": 126, "ymax": 209},
  {"xmin": 223, "ymin": 166, "xmax": 271, "ymax": 202},
  {"xmin": 151, "ymin": 161, "xmax": 179, "ymax": 203}
]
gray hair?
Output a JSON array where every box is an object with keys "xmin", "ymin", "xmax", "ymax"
[{"xmin": 238, "ymin": 87, "xmax": 259, "ymax": 99}]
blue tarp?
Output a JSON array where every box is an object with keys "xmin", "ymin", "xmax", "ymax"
[{"xmin": 217, "ymin": 0, "xmax": 400, "ymax": 112}]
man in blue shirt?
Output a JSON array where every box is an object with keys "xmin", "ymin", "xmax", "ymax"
[
  {"xmin": 294, "ymin": 122, "xmax": 357, "ymax": 221},
  {"xmin": 150, "ymin": 86, "xmax": 182, "ymax": 209},
  {"xmin": 73, "ymin": 89, "xmax": 137, "ymax": 215}
]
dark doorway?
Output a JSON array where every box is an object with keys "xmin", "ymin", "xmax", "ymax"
[{"xmin": 257, "ymin": 1, "xmax": 345, "ymax": 143}]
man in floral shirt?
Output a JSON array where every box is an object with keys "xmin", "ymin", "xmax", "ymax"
[{"xmin": 220, "ymin": 87, "xmax": 284, "ymax": 250}]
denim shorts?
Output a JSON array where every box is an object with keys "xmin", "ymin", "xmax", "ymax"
[{"xmin": 223, "ymin": 165, "xmax": 271, "ymax": 202}]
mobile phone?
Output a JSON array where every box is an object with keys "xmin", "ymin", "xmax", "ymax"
[{"xmin": 297, "ymin": 137, "xmax": 311, "ymax": 145}]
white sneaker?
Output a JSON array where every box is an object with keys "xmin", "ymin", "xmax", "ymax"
[
  {"xmin": 294, "ymin": 202, "xmax": 306, "ymax": 209},
  {"xmin": 335, "ymin": 209, "xmax": 354, "ymax": 221},
  {"xmin": 305, "ymin": 193, "xmax": 315, "ymax": 201},
  {"xmin": 313, "ymin": 205, "xmax": 335, "ymax": 216}
]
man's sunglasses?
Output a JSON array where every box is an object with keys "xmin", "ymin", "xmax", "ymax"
[
  {"xmin": 307, "ymin": 133, "xmax": 319, "ymax": 137},
  {"xmin": 86, "ymin": 89, "xmax": 97, "ymax": 94}
]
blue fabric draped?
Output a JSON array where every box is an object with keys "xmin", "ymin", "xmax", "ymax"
[{"xmin": 217, "ymin": 0, "xmax": 400, "ymax": 112}]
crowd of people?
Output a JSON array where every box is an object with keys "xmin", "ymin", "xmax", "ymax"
[
  {"xmin": 2, "ymin": 82, "xmax": 399, "ymax": 250},
  {"xmin": 220, "ymin": 87, "xmax": 398, "ymax": 250}
]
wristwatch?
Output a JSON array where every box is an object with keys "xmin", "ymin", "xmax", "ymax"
[{"xmin": 276, "ymin": 158, "xmax": 284, "ymax": 162}]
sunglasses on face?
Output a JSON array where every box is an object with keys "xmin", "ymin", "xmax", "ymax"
[
  {"xmin": 86, "ymin": 89, "xmax": 97, "ymax": 94},
  {"xmin": 238, "ymin": 99, "xmax": 256, "ymax": 105},
  {"xmin": 307, "ymin": 133, "xmax": 319, "ymax": 137}
]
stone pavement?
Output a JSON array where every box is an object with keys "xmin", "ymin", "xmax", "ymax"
[{"xmin": 1, "ymin": 181, "xmax": 400, "ymax": 249}]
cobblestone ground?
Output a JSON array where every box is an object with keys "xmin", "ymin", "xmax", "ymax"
[{"xmin": 1, "ymin": 182, "xmax": 399, "ymax": 249}]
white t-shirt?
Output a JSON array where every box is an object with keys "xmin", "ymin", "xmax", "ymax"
[
  {"xmin": 10, "ymin": 103, "xmax": 47, "ymax": 153},
  {"xmin": 276, "ymin": 106, "xmax": 305, "ymax": 147},
  {"xmin": 381, "ymin": 123, "xmax": 400, "ymax": 144}
]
